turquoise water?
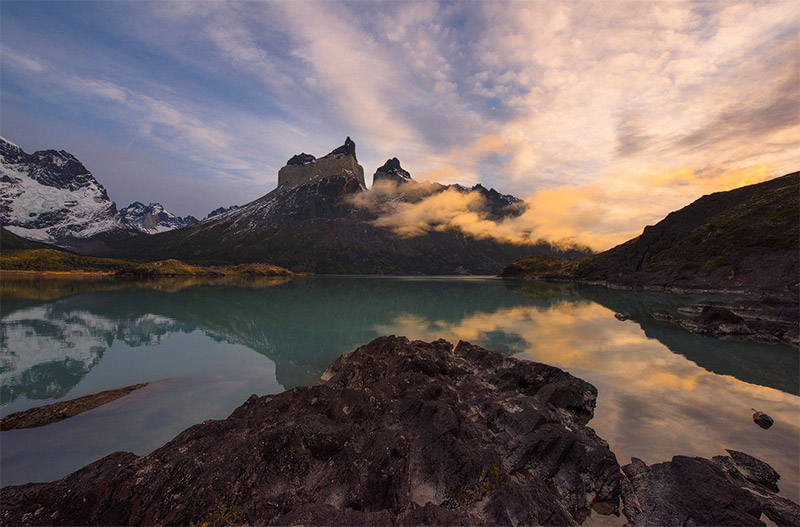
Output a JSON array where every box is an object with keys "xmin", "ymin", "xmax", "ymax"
[{"xmin": 1, "ymin": 275, "xmax": 798, "ymax": 502}]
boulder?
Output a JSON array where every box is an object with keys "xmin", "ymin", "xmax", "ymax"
[
  {"xmin": 752, "ymin": 410, "xmax": 775, "ymax": 430},
  {"xmin": 621, "ymin": 451, "xmax": 800, "ymax": 526}
]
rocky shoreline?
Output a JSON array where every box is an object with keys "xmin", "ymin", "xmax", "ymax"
[{"xmin": 1, "ymin": 337, "xmax": 797, "ymax": 526}]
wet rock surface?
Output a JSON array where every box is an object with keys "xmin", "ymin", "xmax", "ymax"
[
  {"xmin": 622, "ymin": 450, "xmax": 800, "ymax": 526},
  {"xmin": 0, "ymin": 336, "xmax": 620, "ymax": 526}
]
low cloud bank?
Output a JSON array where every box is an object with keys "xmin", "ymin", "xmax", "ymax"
[{"xmin": 351, "ymin": 165, "xmax": 771, "ymax": 251}]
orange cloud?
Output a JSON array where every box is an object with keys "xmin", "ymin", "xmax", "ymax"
[{"xmin": 352, "ymin": 163, "xmax": 776, "ymax": 251}]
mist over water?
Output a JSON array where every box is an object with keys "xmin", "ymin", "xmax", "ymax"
[{"xmin": 1, "ymin": 276, "xmax": 797, "ymax": 501}]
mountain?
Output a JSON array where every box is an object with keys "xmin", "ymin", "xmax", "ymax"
[
  {"xmin": 0, "ymin": 137, "xmax": 135, "ymax": 250},
  {"xmin": 119, "ymin": 202, "xmax": 198, "ymax": 234},
  {"xmin": 205, "ymin": 205, "xmax": 239, "ymax": 220},
  {"xmin": 108, "ymin": 138, "xmax": 583, "ymax": 274},
  {"xmin": 373, "ymin": 157, "xmax": 412, "ymax": 185},
  {"xmin": 502, "ymin": 172, "xmax": 799, "ymax": 297}
]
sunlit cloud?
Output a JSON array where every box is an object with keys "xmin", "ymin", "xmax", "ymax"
[
  {"xmin": 1, "ymin": 0, "xmax": 796, "ymax": 226},
  {"xmin": 351, "ymin": 165, "xmax": 772, "ymax": 251}
]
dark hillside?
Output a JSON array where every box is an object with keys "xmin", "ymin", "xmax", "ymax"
[{"xmin": 503, "ymin": 172, "xmax": 799, "ymax": 296}]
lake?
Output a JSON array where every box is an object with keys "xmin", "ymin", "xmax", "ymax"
[{"xmin": 1, "ymin": 275, "xmax": 798, "ymax": 503}]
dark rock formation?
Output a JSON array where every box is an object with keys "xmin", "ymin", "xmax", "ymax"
[
  {"xmin": 0, "ymin": 336, "xmax": 620, "ymax": 526},
  {"xmin": 327, "ymin": 136, "xmax": 357, "ymax": 161},
  {"xmin": 752, "ymin": 410, "xmax": 775, "ymax": 430},
  {"xmin": 622, "ymin": 450, "xmax": 800, "ymax": 526},
  {"xmin": 277, "ymin": 137, "xmax": 365, "ymax": 189},
  {"xmin": 614, "ymin": 312, "xmax": 630, "ymax": 321},
  {"xmin": 287, "ymin": 153, "xmax": 316, "ymax": 166},
  {"xmin": 373, "ymin": 157, "xmax": 412, "ymax": 186}
]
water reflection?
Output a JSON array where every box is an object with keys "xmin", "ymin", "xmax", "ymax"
[{"xmin": 1, "ymin": 276, "xmax": 798, "ymax": 501}]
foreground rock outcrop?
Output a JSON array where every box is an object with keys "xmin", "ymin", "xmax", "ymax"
[
  {"xmin": 622, "ymin": 450, "xmax": 800, "ymax": 526},
  {"xmin": 1, "ymin": 337, "xmax": 620, "ymax": 526}
]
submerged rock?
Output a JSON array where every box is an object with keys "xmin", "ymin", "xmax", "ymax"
[
  {"xmin": 621, "ymin": 450, "xmax": 800, "ymax": 526},
  {"xmin": 0, "ymin": 336, "xmax": 620, "ymax": 526},
  {"xmin": 752, "ymin": 409, "xmax": 775, "ymax": 430}
]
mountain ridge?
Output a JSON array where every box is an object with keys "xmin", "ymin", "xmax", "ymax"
[{"xmin": 104, "ymin": 138, "xmax": 583, "ymax": 274}]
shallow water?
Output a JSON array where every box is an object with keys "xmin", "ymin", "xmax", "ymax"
[{"xmin": 1, "ymin": 275, "xmax": 798, "ymax": 502}]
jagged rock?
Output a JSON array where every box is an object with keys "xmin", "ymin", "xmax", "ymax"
[
  {"xmin": 278, "ymin": 137, "xmax": 365, "ymax": 189},
  {"xmin": 752, "ymin": 410, "xmax": 774, "ymax": 430},
  {"xmin": 621, "ymin": 451, "xmax": 800, "ymax": 526},
  {"xmin": 373, "ymin": 157, "xmax": 412, "ymax": 186},
  {"xmin": 326, "ymin": 136, "xmax": 357, "ymax": 161},
  {"xmin": 614, "ymin": 312, "xmax": 630, "ymax": 321},
  {"xmin": 0, "ymin": 336, "xmax": 620, "ymax": 526}
]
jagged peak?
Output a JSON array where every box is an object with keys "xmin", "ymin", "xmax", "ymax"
[
  {"xmin": 373, "ymin": 157, "xmax": 412, "ymax": 186},
  {"xmin": 325, "ymin": 136, "xmax": 357, "ymax": 162},
  {"xmin": 286, "ymin": 153, "xmax": 316, "ymax": 166}
]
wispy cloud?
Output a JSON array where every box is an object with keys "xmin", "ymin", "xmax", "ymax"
[{"xmin": 1, "ymin": 0, "xmax": 796, "ymax": 229}]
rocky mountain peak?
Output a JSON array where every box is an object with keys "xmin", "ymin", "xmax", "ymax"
[
  {"xmin": 373, "ymin": 157, "xmax": 412, "ymax": 186},
  {"xmin": 119, "ymin": 201, "xmax": 198, "ymax": 234},
  {"xmin": 325, "ymin": 136, "xmax": 357, "ymax": 162},
  {"xmin": 277, "ymin": 137, "xmax": 365, "ymax": 190}
]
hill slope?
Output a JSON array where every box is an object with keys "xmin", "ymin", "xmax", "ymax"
[{"xmin": 502, "ymin": 172, "xmax": 799, "ymax": 296}]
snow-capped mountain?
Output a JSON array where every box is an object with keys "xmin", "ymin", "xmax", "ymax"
[
  {"xmin": 120, "ymin": 202, "xmax": 198, "ymax": 234},
  {"xmin": 0, "ymin": 136, "xmax": 133, "ymax": 246}
]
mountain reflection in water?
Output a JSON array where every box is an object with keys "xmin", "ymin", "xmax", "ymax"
[{"xmin": 1, "ymin": 276, "xmax": 798, "ymax": 502}]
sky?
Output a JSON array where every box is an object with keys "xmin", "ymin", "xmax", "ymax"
[{"xmin": 1, "ymin": 0, "xmax": 798, "ymax": 250}]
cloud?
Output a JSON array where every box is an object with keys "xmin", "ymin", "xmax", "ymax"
[
  {"xmin": 1, "ymin": 0, "xmax": 796, "ymax": 221},
  {"xmin": 1, "ymin": 49, "xmax": 47, "ymax": 72},
  {"xmin": 351, "ymin": 164, "xmax": 773, "ymax": 251}
]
